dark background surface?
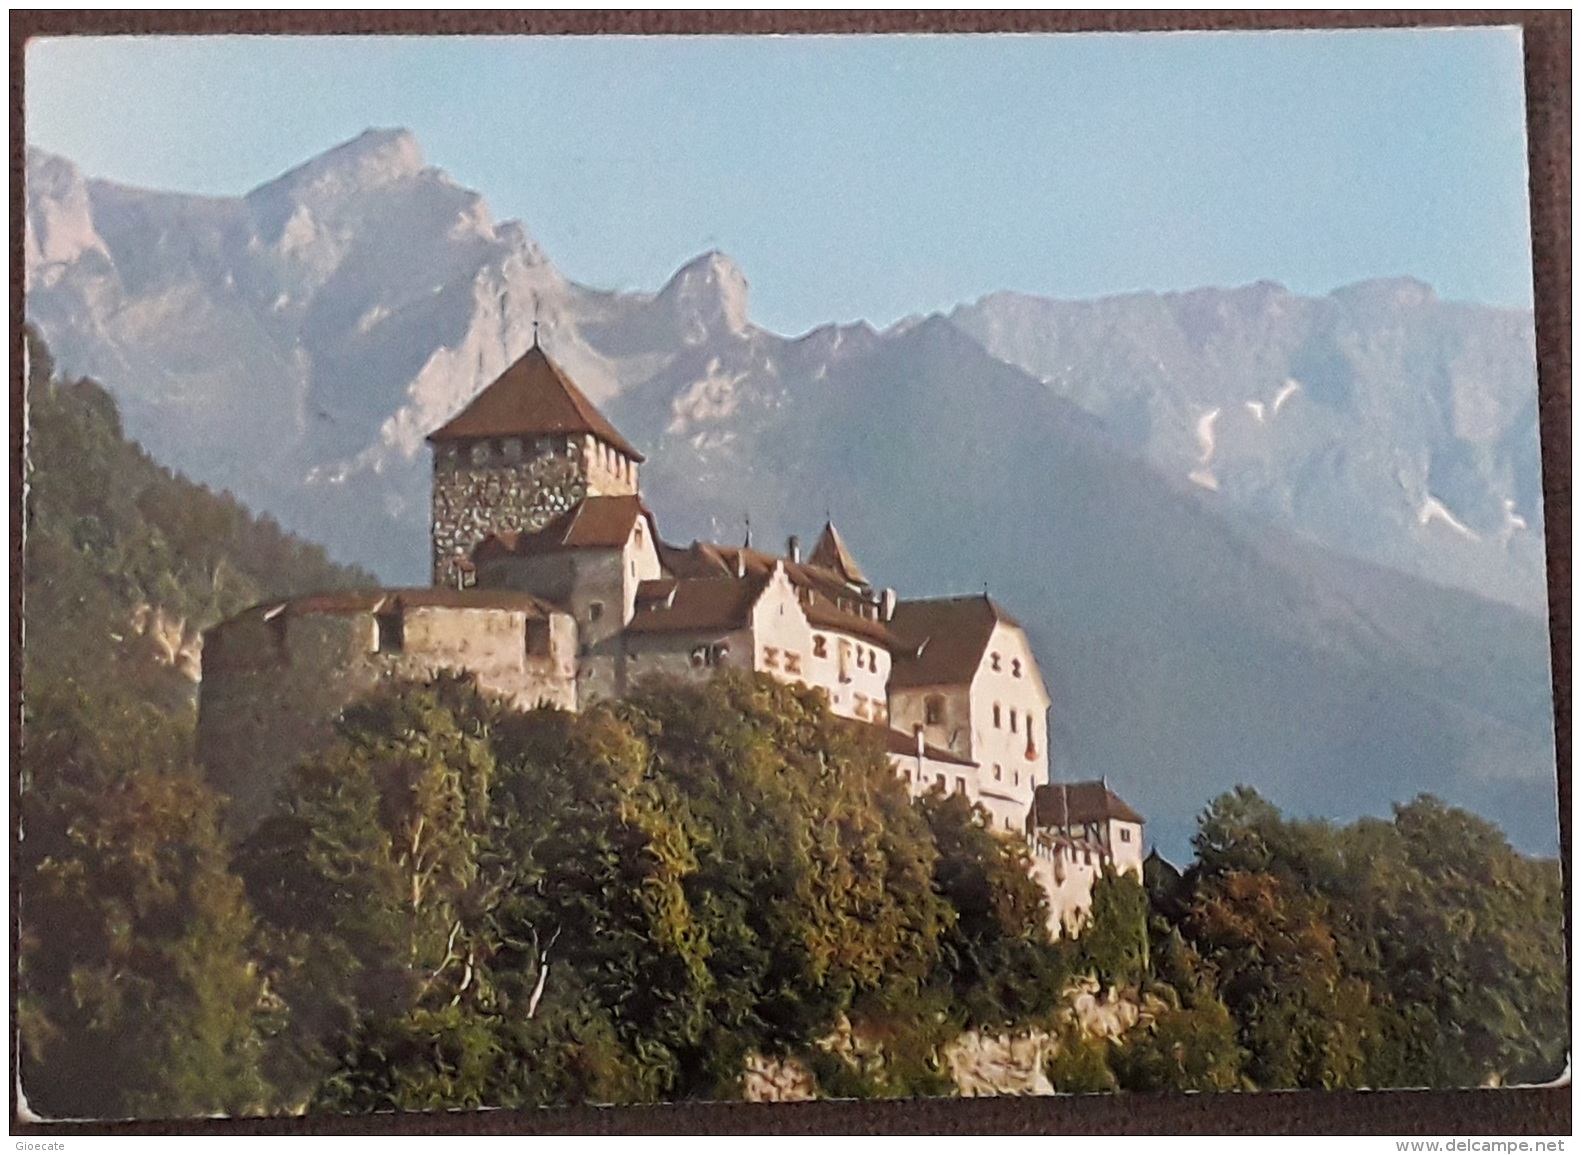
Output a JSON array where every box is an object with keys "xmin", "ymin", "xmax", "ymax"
[{"xmin": 10, "ymin": 8, "xmax": 1569, "ymax": 1138}]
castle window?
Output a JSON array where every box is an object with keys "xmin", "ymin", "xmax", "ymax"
[
  {"xmin": 954, "ymin": 777, "xmax": 967, "ymax": 796},
  {"xmin": 994, "ymin": 764, "xmax": 1002, "ymax": 781},
  {"xmin": 1009, "ymin": 710, "xmax": 1018, "ymax": 733},
  {"xmin": 375, "ymin": 611, "xmax": 404, "ymax": 654},
  {"xmin": 588, "ymin": 601, "xmax": 605, "ymax": 623},
  {"xmin": 991, "ymin": 652, "xmax": 1001, "ymax": 672},
  {"xmin": 813, "ymin": 634, "xmax": 827, "ymax": 658},
  {"xmin": 266, "ymin": 609, "xmax": 289, "ymax": 660},
  {"xmin": 763, "ymin": 646, "xmax": 780, "ymax": 669},
  {"xmin": 502, "ymin": 438, "xmax": 522, "ymax": 462},
  {"xmin": 873, "ymin": 703, "xmax": 886, "ymax": 724},
  {"xmin": 1012, "ymin": 658, "xmax": 1022, "ymax": 678},
  {"xmin": 691, "ymin": 642, "xmax": 729, "ymax": 668},
  {"xmin": 1013, "ymin": 770, "xmax": 1020, "ymax": 786},
  {"xmin": 924, "ymin": 695, "xmax": 945, "ymax": 725},
  {"xmin": 935, "ymin": 774, "xmax": 946, "ymax": 791},
  {"xmin": 1120, "ymin": 828, "xmax": 1132, "ymax": 843},
  {"xmin": 784, "ymin": 652, "xmax": 802, "ymax": 674},
  {"xmin": 525, "ymin": 618, "xmax": 552, "ymax": 658},
  {"xmin": 993, "ymin": 703, "xmax": 1002, "ymax": 728}
]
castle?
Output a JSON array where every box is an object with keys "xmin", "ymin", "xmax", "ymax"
[{"xmin": 198, "ymin": 343, "xmax": 1143, "ymax": 935}]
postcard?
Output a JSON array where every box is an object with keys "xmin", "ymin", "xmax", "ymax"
[{"xmin": 16, "ymin": 16, "xmax": 1567, "ymax": 1131}]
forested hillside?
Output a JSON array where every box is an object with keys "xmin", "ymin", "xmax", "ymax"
[
  {"xmin": 22, "ymin": 327, "xmax": 374, "ymax": 709},
  {"xmin": 18, "ymin": 329, "xmax": 375, "ymax": 1116}
]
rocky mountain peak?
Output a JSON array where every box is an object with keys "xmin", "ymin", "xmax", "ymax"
[
  {"xmin": 24, "ymin": 148, "xmax": 111, "ymax": 284},
  {"xmin": 257, "ymin": 127, "xmax": 426, "ymax": 200},
  {"xmin": 658, "ymin": 249, "xmax": 752, "ymax": 340},
  {"xmin": 1329, "ymin": 276, "xmax": 1438, "ymax": 312}
]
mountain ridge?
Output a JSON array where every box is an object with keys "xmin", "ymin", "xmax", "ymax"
[{"xmin": 23, "ymin": 131, "xmax": 1558, "ymax": 856}]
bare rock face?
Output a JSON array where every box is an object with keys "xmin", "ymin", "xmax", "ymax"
[
  {"xmin": 950, "ymin": 280, "xmax": 1546, "ymax": 615},
  {"xmin": 740, "ymin": 1054, "xmax": 818, "ymax": 1103},
  {"xmin": 129, "ymin": 603, "xmax": 203, "ymax": 683},
  {"xmin": 946, "ymin": 1029, "xmax": 1058, "ymax": 1097}
]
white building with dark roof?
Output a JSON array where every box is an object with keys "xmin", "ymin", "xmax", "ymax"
[{"xmin": 199, "ymin": 343, "xmax": 1143, "ymax": 934}]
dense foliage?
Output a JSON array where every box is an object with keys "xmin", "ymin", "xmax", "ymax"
[
  {"xmin": 1088, "ymin": 786, "xmax": 1569, "ymax": 1093},
  {"xmin": 18, "ymin": 331, "xmax": 373, "ymax": 1118},
  {"xmin": 237, "ymin": 673, "xmax": 1060, "ymax": 1107},
  {"xmin": 16, "ymin": 332, "xmax": 1567, "ymax": 1114}
]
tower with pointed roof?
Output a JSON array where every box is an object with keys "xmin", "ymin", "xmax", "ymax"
[{"xmin": 427, "ymin": 344, "xmax": 645, "ymax": 586}]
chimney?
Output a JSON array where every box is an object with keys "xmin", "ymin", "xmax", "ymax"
[
  {"xmin": 880, "ymin": 587, "xmax": 896, "ymax": 621},
  {"xmin": 914, "ymin": 725, "xmax": 926, "ymax": 759},
  {"xmin": 787, "ymin": 535, "xmax": 801, "ymax": 564}
]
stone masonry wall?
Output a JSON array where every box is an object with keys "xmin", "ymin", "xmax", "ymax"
[{"xmin": 200, "ymin": 604, "xmax": 576, "ymax": 835}]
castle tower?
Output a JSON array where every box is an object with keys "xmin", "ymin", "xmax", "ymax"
[{"xmin": 427, "ymin": 345, "xmax": 644, "ymax": 586}]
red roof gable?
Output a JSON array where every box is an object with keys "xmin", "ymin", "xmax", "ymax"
[
  {"xmin": 427, "ymin": 345, "xmax": 643, "ymax": 460},
  {"xmin": 1032, "ymin": 781, "xmax": 1145, "ymax": 827},
  {"xmin": 887, "ymin": 595, "xmax": 1021, "ymax": 688}
]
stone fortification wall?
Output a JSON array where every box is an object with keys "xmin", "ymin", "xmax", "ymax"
[
  {"xmin": 625, "ymin": 627, "xmax": 755, "ymax": 691},
  {"xmin": 200, "ymin": 602, "xmax": 576, "ymax": 834}
]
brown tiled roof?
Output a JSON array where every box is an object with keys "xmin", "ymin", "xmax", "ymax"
[
  {"xmin": 426, "ymin": 345, "xmax": 643, "ymax": 460},
  {"xmin": 887, "ymin": 595, "xmax": 1020, "ymax": 688},
  {"xmin": 1031, "ymin": 781, "xmax": 1145, "ymax": 827},
  {"xmin": 809, "ymin": 521, "xmax": 869, "ymax": 587},
  {"xmin": 473, "ymin": 496, "xmax": 653, "ymax": 560},
  {"xmin": 654, "ymin": 540, "xmax": 895, "ymax": 647},
  {"xmin": 634, "ymin": 578, "xmax": 678, "ymax": 611},
  {"xmin": 839, "ymin": 720, "xmax": 977, "ymax": 768},
  {"xmin": 625, "ymin": 573, "xmax": 770, "ymax": 635},
  {"xmin": 211, "ymin": 587, "xmax": 564, "ymax": 634}
]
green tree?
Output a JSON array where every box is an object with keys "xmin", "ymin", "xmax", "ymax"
[
  {"xmin": 245, "ymin": 672, "xmax": 955, "ymax": 1106},
  {"xmin": 1070, "ymin": 866, "xmax": 1151, "ymax": 989},
  {"xmin": 1341, "ymin": 796, "xmax": 1568, "ymax": 1087},
  {"xmin": 920, "ymin": 790, "xmax": 1070, "ymax": 1029},
  {"xmin": 18, "ymin": 687, "xmax": 273, "ymax": 1118}
]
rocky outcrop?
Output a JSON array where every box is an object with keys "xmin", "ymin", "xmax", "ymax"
[{"xmin": 128, "ymin": 603, "xmax": 203, "ymax": 683}]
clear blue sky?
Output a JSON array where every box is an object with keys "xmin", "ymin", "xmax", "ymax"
[{"xmin": 26, "ymin": 28, "xmax": 1534, "ymax": 337}]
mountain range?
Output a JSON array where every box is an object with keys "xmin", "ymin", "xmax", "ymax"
[{"xmin": 23, "ymin": 128, "xmax": 1560, "ymax": 856}]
